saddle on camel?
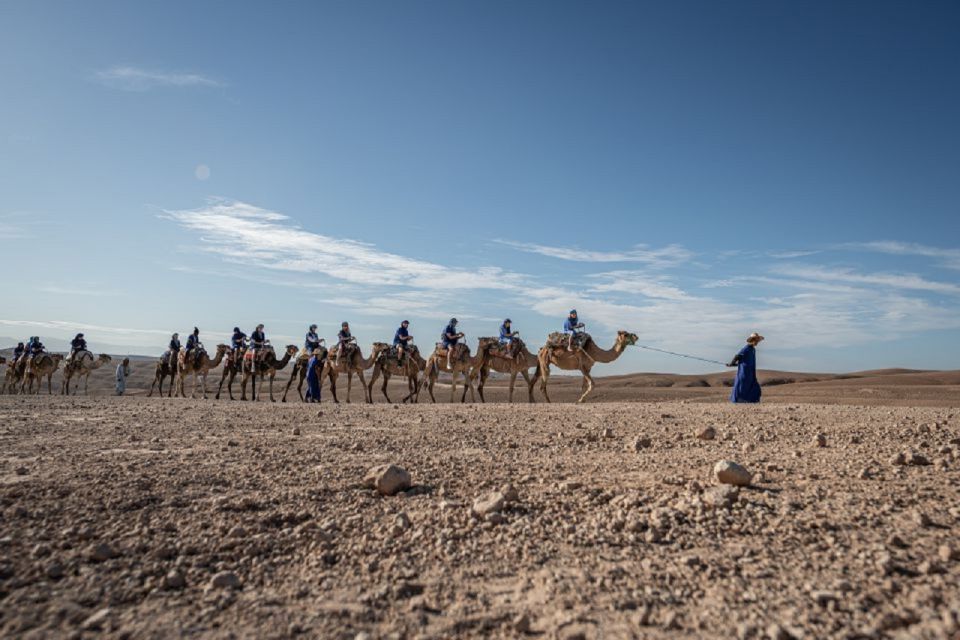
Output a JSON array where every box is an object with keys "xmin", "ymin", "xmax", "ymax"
[{"xmin": 546, "ymin": 331, "xmax": 590, "ymax": 352}]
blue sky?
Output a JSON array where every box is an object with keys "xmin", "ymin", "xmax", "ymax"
[{"xmin": 1, "ymin": 1, "xmax": 958, "ymax": 373}]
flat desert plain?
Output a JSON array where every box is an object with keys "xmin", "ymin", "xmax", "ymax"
[{"xmin": 1, "ymin": 369, "xmax": 959, "ymax": 639}]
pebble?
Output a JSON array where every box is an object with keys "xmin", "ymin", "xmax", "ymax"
[
  {"xmin": 89, "ymin": 543, "xmax": 119, "ymax": 562},
  {"xmin": 81, "ymin": 608, "xmax": 111, "ymax": 631},
  {"xmin": 472, "ymin": 491, "xmax": 506, "ymax": 517},
  {"xmin": 211, "ymin": 571, "xmax": 241, "ymax": 589},
  {"xmin": 363, "ymin": 464, "xmax": 412, "ymax": 496},
  {"xmin": 912, "ymin": 510, "xmax": 932, "ymax": 527},
  {"xmin": 713, "ymin": 460, "xmax": 752, "ymax": 487},
  {"xmin": 293, "ymin": 427, "xmax": 301, "ymax": 436},
  {"xmin": 163, "ymin": 570, "xmax": 186, "ymax": 590},
  {"xmin": 814, "ymin": 433, "xmax": 827, "ymax": 448},
  {"xmin": 46, "ymin": 561, "xmax": 65, "ymax": 580},
  {"xmin": 939, "ymin": 544, "xmax": 958, "ymax": 563},
  {"xmin": 631, "ymin": 436, "xmax": 652, "ymax": 451},
  {"xmin": 703, "ymin": 485, "xmax": 739, "ymax": 509},
  {"xmin": 513, "ymin": 613, "xmax": 531, "ymax": 633},
  {"xmin": 697, "ymin": 426, "xmax": 716, "ymax": 441}
]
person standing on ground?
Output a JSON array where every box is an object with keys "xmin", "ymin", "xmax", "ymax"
[
  {"xmin": 728, "ymin": 332, "xmax": 764, "ymax": 403},
  {"xmin": 115, "ymin": 358, "xmax": 131, "ymax": 396},
  {"xmin": 305, "ymin": 351, "xmax": 322, "ymax": 403}
]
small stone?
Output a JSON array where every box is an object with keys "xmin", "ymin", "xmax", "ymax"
[
  {"xmin": 513, "ymin": 613, "xmax": 531, "ymax": 633},
  {"xmin": 89, "ymin": 543, "xmax": 118, "ymax": 562},
  {"xmin": 697, "ymin": 427, "xmax": 716, "ymax": 441},
  {"xmin": 46, "ymin": 561, "xmax": 65, "ymax": 580},
  {"xmin": 713, "ymin": 460, "xmax": 752, "ymax": 487},
  {"xmin": 81, "ymin": 608, "xmax": 111, "ymax": 631},
  {"xmin": 15, "ymin": 466, "xmax": 28, "ymax": 476},
  {"xmin": 939, "ymin": 544, "xmax": 958, "ymax": 563},
  {"xmin": 919, "ymin": 560, "xmax": 944, "ymax": 575},
  {"xmin": 766, "ymin": 623, "xmax": 796, "ymax": 640},
  {"xmin": 811, "ymin": 590, "xmax": 838, "ymax": 607},
  {"xmin": 228, "ymin": 525, "xmax": 247, "ymax": 538},
  {"xmin": 703, "ymin": 485, "xmax": 739, "ymax": 509},
  {"xmin": 814, "ymin": 433, "xmax": 827, "ymax": 448},
  {"xmin": 501, "ymin": 484, "xmax": 520, "ymax": 503},
  {"xmin": 912, "ymin": 510, "xmax": 932, "ymax": 527},
  {"xmin": 602, "ymin": 427, "xmax": 614, "ymax": 438},
  {"xmin": 890, "ymin": 452, "xmax": 906, "ymax": 465},
  {"xmin": 394, "ymin": 512, "xmax": 412, "ymax": 531},
  {"xmin": 163, "ymin": 570, "xmax": 186, "ymax": 590},
  {"xmin": 363, "ymin": 464, "xmax": 412, "ymax": 496},
  {"xmin": 211, "ymin": 571, "xmax": 241, "ymax": 589},
  {"xmin": 858, "ymin": 468, "xmax": 873, "ymax": 480},
  {"xmin": 906, "ymin": 451, "xmax": 931, "ymax": 466},
  {"xmin": 631, "ymin": 436, "xmax": 652, "ymax": 451},
  {"xmin": 293, "ymin": 427, "xmax": 301, "ymax": 436},
  {"xmin": 473, "ymin": 491, "xmax": 506, "ymax": 517}
]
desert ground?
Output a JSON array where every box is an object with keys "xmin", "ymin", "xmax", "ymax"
[{"xmin": 1, "ymin": 363, "xmax": 959, "ymax": 639}]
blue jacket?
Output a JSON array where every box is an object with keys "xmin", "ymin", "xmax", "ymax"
[
  {"xmin": 442, "ymin": 324, "xmax": 459, "ymax": 345},
  {"xmin": 186, "ymin": 334, "xmax": 200, "ymax": 350},
  {"xmin": 305, "ymin": 331, "xmax": 320, "ymax": 350},
  {"xmin": 337, "ymin": 330, "xmax": 352, "ymax": 344},
  {"xmin": 394, "ymin": 326, "xmax": 410, "ymax": 346},
  {"xmin": 563, "ymin": 317, "xmax": 582, "ymax": 333},
  {"xmin": 71, "ymin": 338, "xmax": 87, "ymax": 351},
  {"xmin": 169, "ymin": 338, "xmax": 181, "ymax": 351},
  {"xmin": 13, "ymin": 345, "xmax": 24, "ymax": 358},
  {"xmin": 499, "ymin": 324, "xmax": 514, "ymax": 343},
  {"xmin": 231, "ymin": 330, "xmax": 247, "ymax": 350},
  {"xmin": 250, "ymin": 329, "xmax": 265, "ymax": 346}
]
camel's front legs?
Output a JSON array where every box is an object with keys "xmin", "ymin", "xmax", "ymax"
[
  {"xmin": 282, "ymin": 364, "xmax": 299, "ymax": 402},
  {"xmin": 269, "ymin": 373, "xmax": 276, "ymax": 402},
  {"xmin": 520, "ymin": 369, "xmax": 534, "ymax": 403},
  {"xmin": 356, "ymin": 371, "xmax": 371, "ymax": 404},
  {"xmin": 537, "ymin": 361, "xmax": 552, "ymax": 403},
  {"xmin": 473, "ymin": 367, "xmax": 487, "ymax": 403},
  {"xmin": 577, "ymin": 368, "xmax": 595, "ymax": 404}
]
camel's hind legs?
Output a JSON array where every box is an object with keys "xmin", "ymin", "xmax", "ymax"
[{"xmin": 576, "ymin": 369, "xmax": 595, "ymax": 404}]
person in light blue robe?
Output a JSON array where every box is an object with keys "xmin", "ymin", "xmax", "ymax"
[
  {"xmin": 728, "ymin": 333, "xmax": 763, "ymax": 403},
  {"xmin": 115, "ymin": 358, "xmax": 131, "ymax": 396},
  {"xmin": 305, "ymin": 353, "xmax": 322, "ymax": 403}
]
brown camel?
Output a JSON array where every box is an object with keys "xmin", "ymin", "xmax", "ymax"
[
  {"xmin": 147, "ymin": 351, "xmax": 178, "ymax": 398},
  {"xmin": 321, "ymin": 343, "xmax": 386, "ymax": 404},
  {"xmin": 367, "ymin": 343, "xmax": 427, "ymax": 404},
  {"xmin": 1, "ymin": 357, "xmax": 21, "ymax": 394},
  {"xmin": 20, "ymin": 353, "xmax": 64, "ymax": 395},
  {"xmin": 240, "ymin": 344, "xmax": 298, "ymax": 402},
  {"xmin": 281, "ymin": 346, "xmax": 329, "ymax": 402},
  {"xmin": 176, "ymin": 344, "xmax": 228, "ymax": 399},
  {"xmin": 422, "ymin": 340, "xmax": 491, "ymax": 404},
  {"xmin": 214, "ymin": 347, "xmax": 247, "ymax": 400},
  {"xmin": 470, "ymin": 337, "xmax": 538, "ymax": 403},
  {"xmin": 529, "ymin": 331, "xmax": 638, "ymax": 403},
  {"xmin": 61, "ymin": 351, "xmax": 112, "ymax": 395}
]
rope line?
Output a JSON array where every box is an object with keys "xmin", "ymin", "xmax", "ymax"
[{"xmin": 635, "ymin": 344, "xmax": 728, "ymax": 367}]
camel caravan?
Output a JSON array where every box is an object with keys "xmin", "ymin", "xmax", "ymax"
[{"xmin": 2, "ymin": 311, "xmax": 639, "ymax": 403}]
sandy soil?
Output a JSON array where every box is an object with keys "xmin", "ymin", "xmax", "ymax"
[{"xmin": 1, "ymin": 395, "xmax": 958, "ymax": 639}]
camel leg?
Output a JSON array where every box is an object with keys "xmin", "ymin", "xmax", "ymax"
[
  {"xmin": 466, "ymin": 370, "xmax": 476, "ymax": 403},
  {"xmin": 577, "ymin": 368, "xmax": 595, "ymax": 404},
  {"xmin": 200, "ymin": 373, "xmax": 208, "ymax": 400},
  {"xmin": 381, "ymin": 372, "xmax": 392, "ymax": 404},
  {"xmin": 269, "ymin": 374, "xmax": 276, "ymax": 402},
  {"xmin": 520, "ymin": 369, "xmax": 534, "ymax": 403},
  {"xmin": 508, "ymin": 372, "xmax": 518, "ymax": 403},
  {"xmin": 474, "ymin": 367, "xmax": 486, "ymax": 403},
  {"xmin": 329, "ymin": 373, "xmax": 339, "ymax": 404},
  {"xmin": 282, "ymin": 364, "xmax": 298, "ymax": 402},
  {"xmin": 426, "ymin": 370, "xmax": 436, "ymax": 403},
  {"xmin": 538, "ymin": 361, "xmax": 552, "ymax": 403},
  {"xmin": 449, "ymin": 370, "xmax": 457, "ymax": 403}
]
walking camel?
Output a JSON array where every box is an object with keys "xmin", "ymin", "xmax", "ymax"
[
  {"xmin": 367, "ymin": 343, "xmax": 427, "ymax": 404},
  {"xmin": 1, "ymin": 357, "xmax": 22, "ymax": 394},
  {"xmin": 214, "ymin": 347, "xmax": 246, "ymax": 400},
  {"xmin": 176, "ymin": 344, "xmax": 228, "ymax": 399},
  {"xmin": 281, "ymin": 344, "xmax": 328, "ymax": 403},
  {"xmin": 422, "ymin": 338, "xmax": 496, "ymax": 403},
  {"xmin": 321, "ymin": 343, "xmax": 386, "ymax": 404},
  {"xmin": 240, "ymin": 343, "xmax": 298, "ymax": 402},
  {"xmin": 147, "ymin": 351, "xmax": 178, "ymax": 398},
  {"xmin": 529, "ymin": 330, "xmax": 638, "ymax": 403},
  {"xmin": 470, "ymin": 337, "xmax": 538, "ymax": 403},
  {"xmin": 20, "ymin": 353, "xmax": 64, "ymax": 395},
  {"xmin": 61, "ymin": 351, "xmax": 112, "ymax": 395}
]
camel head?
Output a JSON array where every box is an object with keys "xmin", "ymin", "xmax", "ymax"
[
  {"xmin": 98, "ymin": 354, "xmax": 112, "ymax": 363},
  {"xmin": 215, "ymin": 344, "xmax": 229, "ymax": 355},
  {"xmin": 616, "ymin": 331, "xmax": 639, "ymax": 348},
  {"xmin": 477, "ymin": 336, "xmax": 499, "ymax": 352},
  {"xmin": 285, "ymin": 344, "xmax": 299, "ymax": 356},
  {"xmin": 0, "ymin": 356, "xmax": 6, "ymax": 365},
  {"xmin": 371, "ymin": 342, "xmax": 390, "ymax": 357},
  {"xmin": 51, "ymin": 354, "xmax": 64, "ymax": 363}
]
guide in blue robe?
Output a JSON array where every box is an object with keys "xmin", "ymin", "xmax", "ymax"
[
  {"xmin": 728, "ymin": 334, "xmax": 763, "ymax": 403},
  {"xmin": 305, "ymin": 354, "xmax": 322, "ymax": 403}
]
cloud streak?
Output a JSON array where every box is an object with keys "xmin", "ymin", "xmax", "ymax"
[
  {"xmin": 94, "ymin": 66, "xmax": 224, "ymax": 91},
  {"xmin": 496, "ymin": 240, "xmax": 692, "ymax": 267},
  {"xmin": 847, "ymin": 241, "xmax": 960, "ymax": 270}
]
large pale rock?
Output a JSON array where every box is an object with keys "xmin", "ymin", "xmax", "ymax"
[
  {"xmin": 211, "ymin": 571, "xmax": 241, "ymax": 589},
  {"xmin": 364, "ymin": 464, "xmax": 412, "ymax": 496},
  {"xmin": 472, "ymin": 491, "xmax": 506, "ymax": 517},
  {"xmin": 703, "ymin": 485, "xmax": 739, "ymax": 509},
  {"xmin": 713, "ymin": 460, "xmax": 752, "ymax": 486}
]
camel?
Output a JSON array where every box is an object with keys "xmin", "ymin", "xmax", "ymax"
[
  {"xmin": 469, "ymin": 337, "xmax": 538, "ymax": 403},
  {"xmin": 61, "ymin": 351, "xmax": 112, "ymax": 395},
  {"xmin": 367, "ymin": 343, "xmax": 427, "ymax": 404},
  {"xmin": 147, "ymin": 351, "xmax": 178, "ymax": 398},
  {"xmin": 281, "ymin": 346, "xmax": 329, "ymax": 402},
  {"xmin": 239, "ymin": 343, "xmax": 298, "ymax": 402},
  {"xmin": 422, "ymin": 339, "xmax": 494, "ymax": 403},
  {"xmin": 20, "ymin": 353, "xmax": 64, "ymax": 395},
  {"xmin": 321, "ymin": 343, "xmax": 386, "ymax": 404},
  {"xmin": 529, "ymin": 331, "xmax": 638, "ymax": 403},
  {"xmin": 175, "ymin": 344, "xmax": 228, "ymax": 399},
  {"xmin": 1, "ymin": 357, "xmax": 21, "ymax": 394},
  {"xmin": 214, "ymin": 347, "xmax": 247, "ymax": 401}
]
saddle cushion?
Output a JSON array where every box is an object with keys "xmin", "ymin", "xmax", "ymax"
[{"xmin": 546, "ymin": 332, "xmax": 590, "ymax": 350}]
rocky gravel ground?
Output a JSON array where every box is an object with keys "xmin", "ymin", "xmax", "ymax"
[{"xmin": 1, "ymin": 396, "xmax": 958, "ymax": 639}]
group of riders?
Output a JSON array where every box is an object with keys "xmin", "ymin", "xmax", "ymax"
[
  {"xmin": 8, "ymin": 333, "xmax": 91, "ymax": 375},
  {"xmin": 158, "ymin": 310, "xmax": 588, "ymax": 373}
]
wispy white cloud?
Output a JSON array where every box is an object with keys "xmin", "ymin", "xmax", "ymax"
[
  {"xmin": 164, "ymin": 199, "xmax": 527, "ymax": 291},
  {"xmin": 93, "ymin": 65, "xmax": 224, "ymax": 91},
  {"xmin": 772, "ymin": 264, "xmax": 960, "ymax": 295},
  {"xmin": 496, "ymin": 239, "xmax": 692, "ymax": 267},
  {"xmin": 586, "ymin": 271, "xmax": 690, "ymax": 300},
  {"xmin": 39, "ymin": 285, "xmax": 121, "ymax": 297},
  {"xmin": 768, "ymin": 249, "xmax": 821, "ymax": 259},
  {"xmin": 846, "ymin": 241, "xmax": 960, "ymax": 270},
  {"xmin": 0, "ymin": 319, "xmax": 171, "ymax": 338}
]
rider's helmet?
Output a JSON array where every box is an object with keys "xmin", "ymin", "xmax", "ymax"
[
  {"xmin": 233, "ymin": 326, "xmax": 240, "ymax": 333},
  {"xmin": 309, "ymin": 324, "xmax": 317, "ymax": 331},
  {"xmin": 450, "ymin": 318, "xmax": 458, "ymax": 325},
  {"xmin": 401, "ymin": 319, "xmax": 409, "ymax": 326},
  {"xmin": 504, "ymin": 318, "xmax": 512, "ymax": 324},
  {"xmin": 569, "ymin": 309, "xmax": 577, "ymax": 316}
]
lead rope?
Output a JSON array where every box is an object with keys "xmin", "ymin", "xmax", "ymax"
[{"xmin": 634, "ymin": 344, "xmax": 728, "ymax": 367}]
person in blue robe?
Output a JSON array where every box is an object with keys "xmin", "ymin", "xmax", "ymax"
[
  {"xmin": 305, "ymin": 352, "xmax": 322, "ymax": 403},
  {"xmin": 728, "ymin": 332, "xmax": 764, "ymax": 403}
]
